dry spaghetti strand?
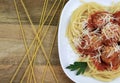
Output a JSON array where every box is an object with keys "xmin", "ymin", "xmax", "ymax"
[
  {"xmin": 13, "ymin": 0, "xmax": 36, "ymax": 83},
  {"xmin": 27, "ymin": 0, "xmax": 48, "ymax": 82},
  {"xmin": 20, "ymin": 0, "xmax": 61, "ymax": 82},
  {"xmin": 10, "ymin": 0, "xmax": 57, "ymax": 82},
  {"xmin": 41, "ymin": 1, "xmax": 65, "ymax": 82}
]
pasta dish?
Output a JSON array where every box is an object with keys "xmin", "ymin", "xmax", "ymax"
[{"xmin": 66, "ymin": 2, "xmax": 120, "ymax": 82}]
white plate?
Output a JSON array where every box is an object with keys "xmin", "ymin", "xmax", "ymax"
[{"xmin": 58, "ymin": 0, "xmax": 120, "ymax": 83}]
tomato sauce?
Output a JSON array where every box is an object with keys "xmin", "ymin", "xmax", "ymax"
[
  {"xmin": 77, "ymin": 11, "xmax": 120, "ymax": 71},
  {"xmin": 88, "ymin": 11, "xmax": 109, "ymax": 28},
  {"xmin": 113, "ymin": 11, "xmax": 120, "ymax": 25}
]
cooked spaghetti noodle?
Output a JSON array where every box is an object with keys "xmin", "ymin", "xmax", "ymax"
[{"xmin": 66, "ymin": 2, "xmax": 120, "ymax": 82}]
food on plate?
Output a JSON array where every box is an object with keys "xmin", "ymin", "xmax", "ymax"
[{"xmin": 66, "ymin": 2, "xmax": 120, "ymax": 82}]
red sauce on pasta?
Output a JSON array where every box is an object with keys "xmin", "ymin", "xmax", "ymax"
[{"xmin": 77, "ymin": 11, "xmax": 120, "ymax": 71}]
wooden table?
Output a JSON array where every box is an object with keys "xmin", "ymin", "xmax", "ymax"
[{"xmin": 0, "ymin": 0, "xmax": 73, "ymax": 83}]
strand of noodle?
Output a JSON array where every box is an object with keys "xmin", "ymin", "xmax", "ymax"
[
  {"xmin": 30, "ymin": 0, "xmax": 61, "ymax": 81},
  {"xmin": 14, "ymin": 0, "xmax": 47, "ymax": 82},
  {"xmin": 113, "ymin": 3, "xmax": 120, "ymax": 13},
  {"xmin": 29, "ymin": 42, "xmax": 37, "ymax": 83},
  {"xmin": 41, "ymin": 23, "xmax": 58, "ymax": 83},
  {"xmin": 37, "ymin": 0, "xmax": 48, "ymax": 40},
  {"xmin": 87, "ymin": 62, "xmax": 97, "ymax": 71},
  {"xmin": 67, "ymin": 8, "xmax": 87, "ymax": 45},
  {"xmin": 20, "ymin": 0, "xmax": 57, "ymax": 81},
  {"xmin": 28, "ymin": 41, "xmax": 37, "ymax": 83},
  {"xmin": 108, "ymin": 2, "xmax": 120, "ymax": 13},
  {"xmin": 41, "ymin": 1, "xmax": 65, "ymax": 82},
  {"xmin": 19, "ymin": 0, "xmax": 58, "ymax": 82},
  {"xmin": 20, "ymin": 0, "xmax": 60, "ymax": 82},
  {"xmin": 87, "ymin": 5, "xmax": 89, "ymax": 15},
  {"xmin": 92, "ymin": 75, "xmax": 112, "ymax": 82},
  {"xmin": 71, "ymin": 6, "xmax": 88, "ymax": 21},
  {"xmin": 38, "ymin": 0, "xmax": 48, "ymax": 27},
  {"xmin": 73, "ymin": 22, "xmax": 83, "ymax": 33},
  {"xmin": 72, "ymin": 21, "xmax": 83, "ymax": 36},
  {"xmin": 29, "ymin": 0, "xmax": 48, "ymax": 82},
  {"xmin": 92, "ymin": 70, "xmax": 120, "ymax": 81},
  {"xmin": 28, "ymin": 0, "xmax": 48, "ymax": 82},
  {"xmin": 88, "ymin": 2, "xmax": 104, "ymax": 10},
  {"xmin": 10, "ymin": 0, "xmax": 57, "ymax": 82},
  {"xmin": 13, "ymin": 0, "xmax": 36, "ymax": 83},
  {"xmin": 27, "ymin": 70, "xmax": 30, "ymax": 83}
]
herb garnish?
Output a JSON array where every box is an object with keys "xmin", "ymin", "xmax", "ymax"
[{"xmin": 66, "ymin": 62, "xmax": 88, "ymax": 75}]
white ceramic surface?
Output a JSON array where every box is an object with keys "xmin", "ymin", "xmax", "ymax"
[{"xmin": 58, "ymin": 0, "xmax": 120, "ymax": 83}]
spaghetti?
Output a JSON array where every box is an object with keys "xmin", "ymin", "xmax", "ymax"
[
  {"xmin": 11, "ymin": 0, "xmax": 60, "ymax": 82},
  {"xmin": 66, "ymin": 2, "xmax": 120, "ymax": 82}
]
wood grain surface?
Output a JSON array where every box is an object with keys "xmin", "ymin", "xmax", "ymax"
[{"xmin": 0, "ymin": 0, "xmax": 73, "ymax": 83}]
